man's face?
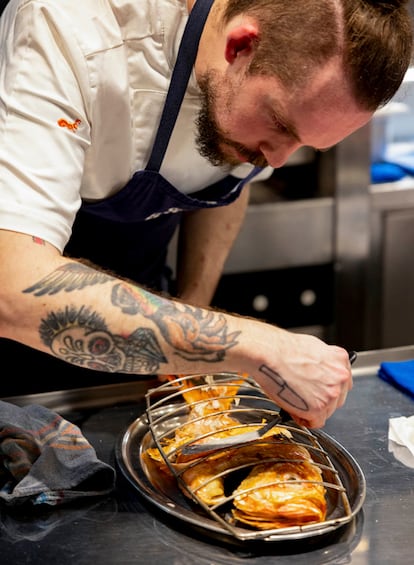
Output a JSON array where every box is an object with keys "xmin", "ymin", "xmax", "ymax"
[
  {"xmin": 195, "ymin": 57, "xmax": 373, "ymax": 169},
  {"xmin": 196, "ymin": 73, "xmax": 269, "ymax": 168}
]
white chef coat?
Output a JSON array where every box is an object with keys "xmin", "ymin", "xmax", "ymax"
[{"xmin": 0, "ymin": 0, "xmax": 271, "ymax": 253}]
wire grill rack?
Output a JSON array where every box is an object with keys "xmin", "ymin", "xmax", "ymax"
[{"xmin": 139, "ymin": 373, "xmax": 364, "ymax": 542}]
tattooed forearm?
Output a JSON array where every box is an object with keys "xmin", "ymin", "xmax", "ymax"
[
  {"xmin": 39, "ymin": 306, "xmax": 166, "ymax": 373},
  {"xmin": 23, "ymin": 263, "xmax": 113, "ymax": 296},
  {"xmin": 25, "ymin": 265, "xmax": 239, "ymax": 369},
  {"xmin": 112, "ymin": 283, "xmax": 240, "ymax": 362}
]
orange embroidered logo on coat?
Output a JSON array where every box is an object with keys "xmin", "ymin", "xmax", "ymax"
[{"xmin": 58, "ymin": 118, "xmax": 81, "ymax": 131}]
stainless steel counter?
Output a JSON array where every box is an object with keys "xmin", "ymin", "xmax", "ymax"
[{"xmin": 1, "ymin": 346, "xmax": 414, "ymax": 564}]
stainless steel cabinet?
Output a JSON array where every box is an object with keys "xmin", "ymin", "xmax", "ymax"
[
  {"xmin": 334, "ymin": 67, "xmax": 414, "ymax": 351},
  {"xmin": 365, "ymin": 183, "xmax": 414, "ymax": 349}
]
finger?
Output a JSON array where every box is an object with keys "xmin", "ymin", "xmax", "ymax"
[
  {"xmin": 295, "ymin": 416, "xmax": 312, "ymax": 427},
  {"xmin": 291, "ymin": 411, "xmax": 325, "ymax": 429},
  {"xmin": 337, "ymin": 368, "xmax": 354, "ymax": 408},
  {"xmin": 336, "ymin": 387, "xmax": 349, "ymax": 409}
]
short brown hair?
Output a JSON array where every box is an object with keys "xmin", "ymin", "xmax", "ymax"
[
  {"xmin": 342, "ymin": 0, "xmax": 413, "ymax": 109},
  {"xmin": 222, "ymin": 0, "xmax": 413, "ymax": 110}
]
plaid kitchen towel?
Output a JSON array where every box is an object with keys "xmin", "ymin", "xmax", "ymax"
[
  {"xmin": 0, "ymin": 400, "xmax": 115, "ymax": 506},
  {"xmin": 378, "ymin": 359, "xmax": 414, "ymax": 401}
]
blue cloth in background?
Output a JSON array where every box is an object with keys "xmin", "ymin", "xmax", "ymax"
[
  {"xmin": 371, "ymin": 162, "xmax": 407, "ymax": 183},
  {"xmin": 371, "ymin": 150, "xmax": 414, "ymax": 184},
  {"xmin": 378, "ymin": 359, "xmax": 414, "ymax": 400},
  {"xmin": 388, "ymin": 152, "xmax": 414, "ymax": 175}
]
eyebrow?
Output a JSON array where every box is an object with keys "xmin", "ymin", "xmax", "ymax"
[
  {"xmin": 271, "ymin": 100, "xmax": 301, "ymax": 143},
  {"xmin": 271, "ymin": 101, "xmax": 333, "ymax": 153},
  {"xmin": 279, "ymin": 114, "xmax": 302, "ymax": 143}
]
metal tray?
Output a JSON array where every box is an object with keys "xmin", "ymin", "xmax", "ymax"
[{"xmin": 116, "ymin": 404, "xmax": 366, "ymax": 544}]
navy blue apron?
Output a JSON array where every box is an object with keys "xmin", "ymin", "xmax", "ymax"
[
  {"xmin": 0, "ymin": 0, "xmax": 262, "ymax": 395},
  {"xmin": 65, "ymin": 0, "xmax": 261, "ymax": 291}
]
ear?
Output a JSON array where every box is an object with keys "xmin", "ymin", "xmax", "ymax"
[{"xmin": 224, "ymin": 23, "xmax": 259, "ymax": 64}]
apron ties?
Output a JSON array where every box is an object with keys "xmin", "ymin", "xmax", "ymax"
[{"xmin": 145, "ymin": 0, "xmax": 213, "ymax": 173}]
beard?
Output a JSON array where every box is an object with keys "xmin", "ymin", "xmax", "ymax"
[{"xmin": 195, "ymin": 72, "xmax": 268, "ymax": 169}]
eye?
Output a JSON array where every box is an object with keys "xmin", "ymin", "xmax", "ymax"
[{"xmin": 271, "ymin": 115, "xmax": 290, "ymax": 135}]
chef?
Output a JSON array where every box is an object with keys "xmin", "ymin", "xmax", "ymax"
[{"xmin": 0, "ymin": 0, "xmax": 412, "ymax": 427}]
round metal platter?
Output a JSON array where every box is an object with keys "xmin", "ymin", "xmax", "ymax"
[{"xmin": 115, "ymin": 406, "xmax": 366, "ymax": 544}]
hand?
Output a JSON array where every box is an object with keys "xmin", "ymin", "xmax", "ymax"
[{"xmin": 252, "ymin": 330, "xmax": 354, "ymax": 429}]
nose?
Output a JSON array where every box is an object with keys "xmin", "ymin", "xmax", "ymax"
[{"xmin": 259, "ymin": 141, "xmax": 302, "ymax": 168}]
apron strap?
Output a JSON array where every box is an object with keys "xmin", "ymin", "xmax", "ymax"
[{"xmin": 145, "ymin": 0, "xmax": 215, "ymax": 172}]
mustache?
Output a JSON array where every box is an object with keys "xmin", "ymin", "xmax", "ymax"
[{"xmin": 225, "ymin": 140, "xmax": 269, "ymax": 168}]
